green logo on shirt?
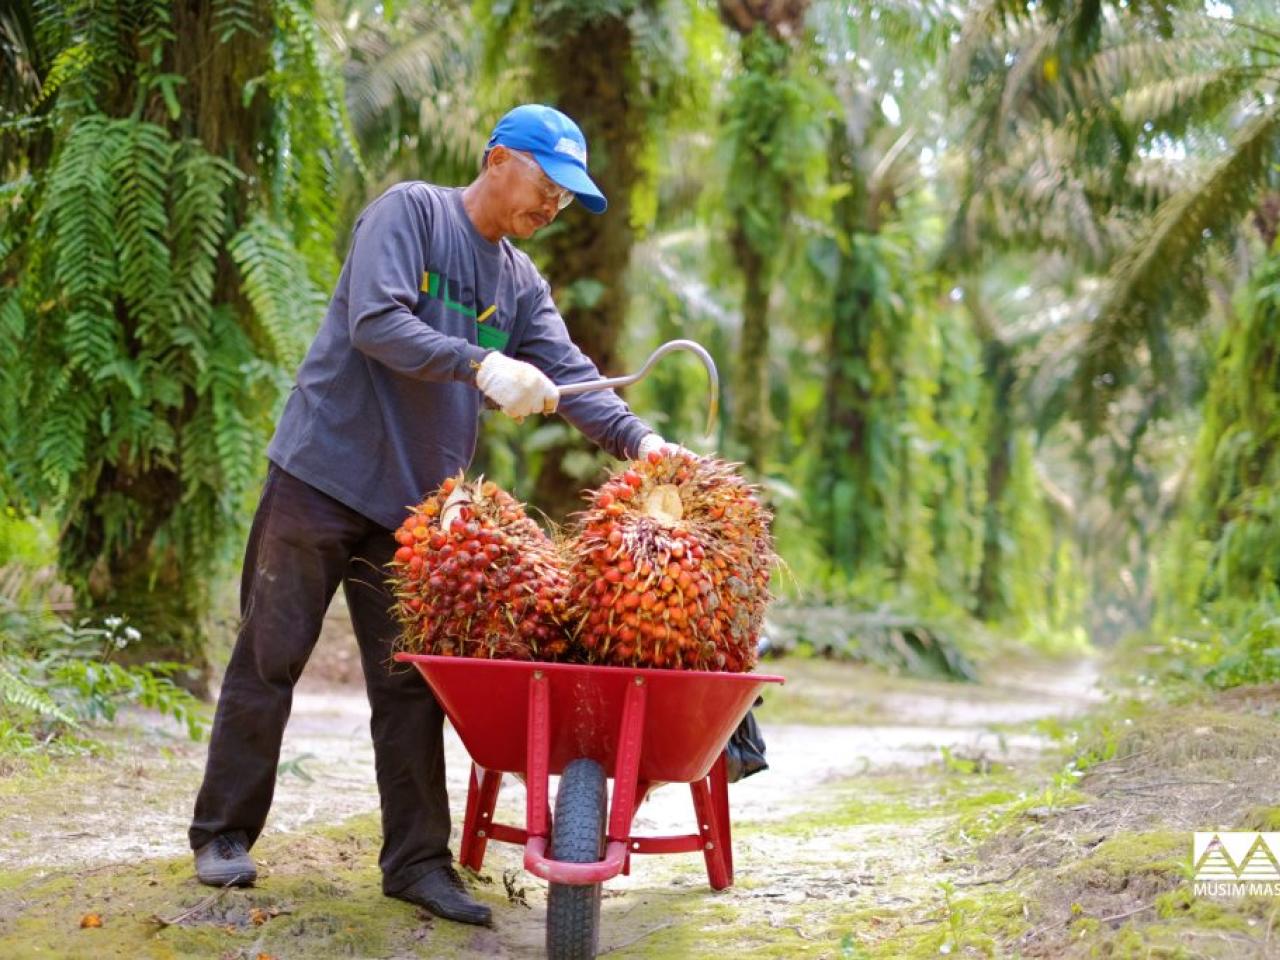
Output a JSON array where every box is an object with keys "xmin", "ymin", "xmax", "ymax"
[{"xmin": 420, "ymin": 270, "xmax": 509, "ymax": 350}]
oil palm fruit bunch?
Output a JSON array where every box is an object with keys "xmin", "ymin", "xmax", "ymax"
[
  {"xmin": 389, "ymin": 474, "xmax": 571, "ymax": 660},
  {"xmin": 566, "ymin": 449, "xmax": 773, "ymax": 671}
]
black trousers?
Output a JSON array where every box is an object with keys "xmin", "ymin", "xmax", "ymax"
[{"xmin": 189, "ymin": 464, "xmax": 450, "ymax": 893}]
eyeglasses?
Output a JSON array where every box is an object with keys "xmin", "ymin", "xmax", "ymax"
[{"xmin": 509, "ymin": 150, "xmax": 574, "ymax": 211}]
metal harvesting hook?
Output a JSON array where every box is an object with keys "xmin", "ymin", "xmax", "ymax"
[{"xmin": 556, "ymin": 339, "xmax": 720, "ymax": 437}]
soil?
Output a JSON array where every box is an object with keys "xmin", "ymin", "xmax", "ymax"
[{"xmin": 3, "ymin": 629, "xmax": 1276, "ymax": 958}]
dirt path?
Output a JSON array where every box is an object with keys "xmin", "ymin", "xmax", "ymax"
[
  {"xmin": 0, "ymin": 653, "xmax": 1100, "ymax": 958},
  {"xmin": 0, "ymin": 656, "xmax": 1098, "ymax": 872}
]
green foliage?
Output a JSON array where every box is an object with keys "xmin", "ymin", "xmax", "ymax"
[
  {"xmin": 6, "ymin": 115, "xmax": 291, "ymax": 617},
  {"xmin": 482, "ymin": 0, "xmax": 694, "ymax": 101},
  {"xmin": 0, "ymin": 557, "xmax": 207, "ymax": 752},
  {"xmin": 719, "ymin": 29, "xmax": 827, "ymax": 265},
  {"xmin": 765, "ymin": 604, "xmax": 979, "ymax": 681},
  {"xmin": 947, "ymin": 1, "xmax": 1280, "ymax": 431},
  {"xmin": 1, "ymin": 0, "xmax": 342, "ymax": 659},
  {"xmin": 1156, "ymin": 249, "xmax": 1280, "ymax": 687},
  {"xmin": 25, "ymin": 0, "xmax": 1269, "ymax": 682},
  {"xmin": 1082, "ymin": 100, "xmax": 1280, "ymax": 426},
  {"xmin": 717, "ymin": 26, "xmax": 830, "ymax": 468},
  {"xmin": 813, "ymin": 225, "xmax": 988, "ymax": 600},
  {"xmin": 327, "ymin": 0, "xmax": 484, "ymax": 178},
  {"xmin": 1195, "ymin": 603, "xmax": 1280, "ymax": 689},
  {"xmin": 213, "ymin": 0, "xmax": 261, "ymax": 45},
  {"xmin": 603, "ymin": 3, "xmax": 1089, "ymax": 646},
  {"xmin": 269, "ymin": 0, "xmax": 356, "ymax": 285},
  {"xmin": 996, "ymin": 433, "xmax": 1088, "ymax": 649}
]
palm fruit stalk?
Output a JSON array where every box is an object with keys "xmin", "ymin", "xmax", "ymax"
[
  {"xmin": 566, "ymin": 449, "xmax": 774, "ymax": 671},
  {"xmin": 389, "ymin": 474, "xmax": 571, "ymax": 660}
]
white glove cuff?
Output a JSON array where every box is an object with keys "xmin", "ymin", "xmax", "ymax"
[{"xmin": 475, "ymin": 351, "xmax": 504, "ymax": 392}]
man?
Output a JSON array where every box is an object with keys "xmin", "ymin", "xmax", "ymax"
[{"xmin": 188, "ymin": 104, "xmax": 667, "ymax": 927}]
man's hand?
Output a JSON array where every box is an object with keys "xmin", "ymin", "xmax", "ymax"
[
  {"xmin": 637, "ymin": 433, "xmax": 698, "ymax": 459},
  {"xmin": 637, "ymin": 433, "xmax": 667, "ymax": 458},
  {"xmin": 476, "ymin": 353, "xmax": 559, "ymax": 419}
]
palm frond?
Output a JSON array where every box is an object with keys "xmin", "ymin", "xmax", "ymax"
[
  {"xmin": 344, "ymin": 20, "xmax": 457, "ymax": 133},
  {"xmin": 995, "ymin": 21, "xmax": 1062, "ymax": 136},
  {"xmin": 1122, "ymin": 155, "xmax": 1198, "ymax": 213},
  {"xmin": 1079, "ymin": 100, "xmax": 1280, "ymax": 423},
  {"xmin": 1076, "ymin": 32, "xmax": 1240, "ymax": 104},
  {"xmin": 949, "ymin": 0, "xmax": 1033, "ymax": 91},
  {"xmin": 1115, "ymin": 69, "xmax": 1262, "ymax": 134}
]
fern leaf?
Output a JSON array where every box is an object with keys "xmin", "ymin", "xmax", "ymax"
[
  {"xmin": 170, "ymin": 146, "xmax": 233, "ymax": 325},
  {"xmin": 110, "ymin": 121, "xmax": 174, "ymax": 334},
  {"xmin": 34, "ymin": 373, "xmax": 93, "ymax": 492},
  {"xmin": 212, "ymin": 0, "xmax": 261, "ymax": 43},
  {"xmin": 62, "ymin": 303, "xmax": 119, "ymax": 372},
  {"xmin": 227, "ymin": 215, "xmax": 324, "ymax": 367},
  {"xmin": 0, "ymin": 663, "xmax": 77, "ymax": 726},
  {"xmin": 31, "ymin": 40, "xmax": 89, "ymax": 109},
  {"xmin": 44, "ymin": 117, "xmax": 120, "ymax": 302}
]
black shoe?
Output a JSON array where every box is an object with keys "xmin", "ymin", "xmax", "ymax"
[
  {"xmin": 388, "ymin": 864, "xmax": 492, "ymax": 926},
  {"xmin": 194, "ymin": 833, "xmax": 257, "ymax": 887}
]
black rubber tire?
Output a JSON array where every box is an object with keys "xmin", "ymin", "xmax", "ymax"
[{"xmin": 546, "ymin": 758, "xmax": 607, "ymax": 960}]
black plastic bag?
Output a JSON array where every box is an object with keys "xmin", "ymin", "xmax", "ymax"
[{"xmin": 724, "ymin": 696, "xmax": 768, "ymax": 783}]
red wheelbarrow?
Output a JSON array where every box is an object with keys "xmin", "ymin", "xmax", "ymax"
[{"xmin": 394, "ymin": 654, "xmax": 783, "ymax": 958}]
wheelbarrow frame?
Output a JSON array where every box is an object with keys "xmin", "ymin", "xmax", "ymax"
[{"xmin": 393, "ymin": 654, "xmax": 783, "ymax": 891}]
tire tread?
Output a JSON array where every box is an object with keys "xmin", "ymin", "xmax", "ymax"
[{"xmin": 546, "ymin": 758, "xmax": 606, "ymax": 959}]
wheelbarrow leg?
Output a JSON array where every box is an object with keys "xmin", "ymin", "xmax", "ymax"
[
  {"xmin": 459, "ymin": 762, "xmax": 502, "ymax": 872},
  {"xmin": 710, "ymin": 751, "xmax": 734, "ymax": 884},
  {"xmin": 619, "ymin": 780, "xmax": 651, "ymax": 878},
  {"xmin": 690, "ymin": 769, "xmax": 732, "ymax": 890},
  {"xmin": 607, "ymin": 679, "xmax": 648, "ymax": 842}
]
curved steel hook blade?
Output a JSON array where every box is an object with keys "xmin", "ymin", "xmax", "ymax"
[{"xmin": 556, "ymin": 339, "xmax": 720, "ymax": 437}]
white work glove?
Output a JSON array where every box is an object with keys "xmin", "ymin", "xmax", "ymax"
[
  {"xmin": 475, "ymin": 353, "xmax": 559, "ymax": 419},
  {"xmin": 637, "ymin": 433, "xmax": 667, "ymax": 458},
  {"xmin": 637, "ymin": 434, "xmax": 698, "ymax": 460}
]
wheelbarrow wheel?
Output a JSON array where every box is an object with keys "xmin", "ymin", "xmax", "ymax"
[{"xmin": 546, "ymin": 758, "xmax": 606, "ymax": 960}]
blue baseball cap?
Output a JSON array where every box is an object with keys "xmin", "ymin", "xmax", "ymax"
[{"xmin": 486, "ymin": 104, "xmax": 607, "ymax": 214}]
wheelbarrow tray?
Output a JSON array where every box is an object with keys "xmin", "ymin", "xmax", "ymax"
[{"xmin": 394, "ymin": 654, "xmax": 776, "ymax": 784}]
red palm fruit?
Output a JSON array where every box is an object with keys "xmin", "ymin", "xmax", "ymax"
[
  {"xmin": 387, "ymin": 473, "xmax": 572, "ymax": 661},
  {"xmin": 564, "ymin": 452, "xmax": 774, "ymax": 671}
]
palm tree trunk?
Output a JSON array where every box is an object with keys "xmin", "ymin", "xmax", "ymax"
[
  {"xmin": 530, "ymin": 14, "xmax": 644, "ymax": 520},
  {"xmin": 973, "ymin": 336, "xmax": 1015, "ymax": 620},
  {"xmin": 732, "ymin": 228, "xmax": 770, "ymax": 473},
  {"xmin": 816, "ymin": 115, "xmax": 881, "ymax": 574}
]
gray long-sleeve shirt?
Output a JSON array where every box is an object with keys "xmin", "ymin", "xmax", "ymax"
[{"xmin": 267, "ymin": 182, "xmax": 652, "ymax": 530}]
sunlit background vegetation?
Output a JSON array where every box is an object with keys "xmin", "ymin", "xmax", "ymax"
[{"xmin": 2, "ymin": 0, "xmax": 1279, "ymax": 750}]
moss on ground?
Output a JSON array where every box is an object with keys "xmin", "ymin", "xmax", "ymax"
[
  {"xmin": 695, "ymin": 692, "xmax": 1280, "ymax": 960},
  {"xmin": 1060, "ymin": 830, "xmax": 1188, "ymax": 889},
  {"xmin": 0, "ymin": 814, "xmax": 494, "ymax": 960},
  {"xmin": 941, "ymin": 696, "xmax": 1280, "ymax": 959},
  {"xmin": 1242, "ymin": 805, "xmax": 1280, "ymax": 832}
]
